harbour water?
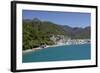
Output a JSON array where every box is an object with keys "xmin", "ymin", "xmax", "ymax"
[{"xmin": 22, "ymin": 44, "xmax": 91, "ymax": 63}]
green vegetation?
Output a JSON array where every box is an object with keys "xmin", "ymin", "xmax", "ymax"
[
  {"xmin": 23, "ymin": 18, "xmax": 66, "ymax": 50},
  {"xmin": 23, "ymin": 18, "xmax": 90, "ymax": 50}
]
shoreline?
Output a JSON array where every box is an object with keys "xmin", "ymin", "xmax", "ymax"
[
  {"xmin": 22, "ymin": 47, "xmax": 41, "ymax": 53},
  {"xmin": 22, "ymin": 43, "xmax": 90, "ymax": 54}
]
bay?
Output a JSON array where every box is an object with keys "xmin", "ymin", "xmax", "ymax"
[{"xmin": 22, "ymin": 44, "xmax": 91, "ymax": 63}]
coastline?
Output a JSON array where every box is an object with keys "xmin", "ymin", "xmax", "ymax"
[
  {"xmin": 22, "ymin": 47, "xmax": 41, "ymax": 53},
  {"xmin": 22, "ymin": 45, "xmax": 50, "ymax": 54},
  {"xmin": 23, "ymin": 39, "xmax": 90, "ymax": 53},
  {"xmin": 23, "ymin": 44, "xmax": 90, "ymax": 54}
]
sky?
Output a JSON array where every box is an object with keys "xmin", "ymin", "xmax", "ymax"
[{"xmin": 22, "ymin": 10, "xmax": 91, "ymax": 28}]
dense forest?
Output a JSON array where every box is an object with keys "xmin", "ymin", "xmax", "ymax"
[{"xmin": 23, "ymin": 18, "xmax": 90, "ymax": 50}]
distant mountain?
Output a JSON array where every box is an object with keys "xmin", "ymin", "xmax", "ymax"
[{"xmin": 61, "ymin": 25, "xmax": 90, "ymax": 39}]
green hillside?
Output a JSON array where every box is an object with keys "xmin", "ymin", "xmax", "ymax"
[
  {"xmin": 23, "ymin": 18, "xmax": 67, "ymax": 50},
  {"xmin": 23, "ymin": 18, "xmax": 90, "ymax": 50}
]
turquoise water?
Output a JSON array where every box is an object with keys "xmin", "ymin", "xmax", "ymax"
[{"xmin": 22, "ymin": 44, "xmax": 91, "ymax": 63}]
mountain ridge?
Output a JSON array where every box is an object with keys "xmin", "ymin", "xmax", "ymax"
[{"xmin": 23, "ymin": 18, "xmax": 90, "ymax": 50}]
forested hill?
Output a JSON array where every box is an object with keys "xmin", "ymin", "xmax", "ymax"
[
  {"xmin": 61, "ymin": 25, "xmax": 90, "ymax": 39},
  {"xmin": 23, "ymin": 18, "xmax": 67, "ymax": 50},
  {"xmin": 23, "ymin": 18, "xmax": 67, "ymax": 35},
  {"xmin": 23, "ymin": 18, "xmax": 90, "ymax": 50}
]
